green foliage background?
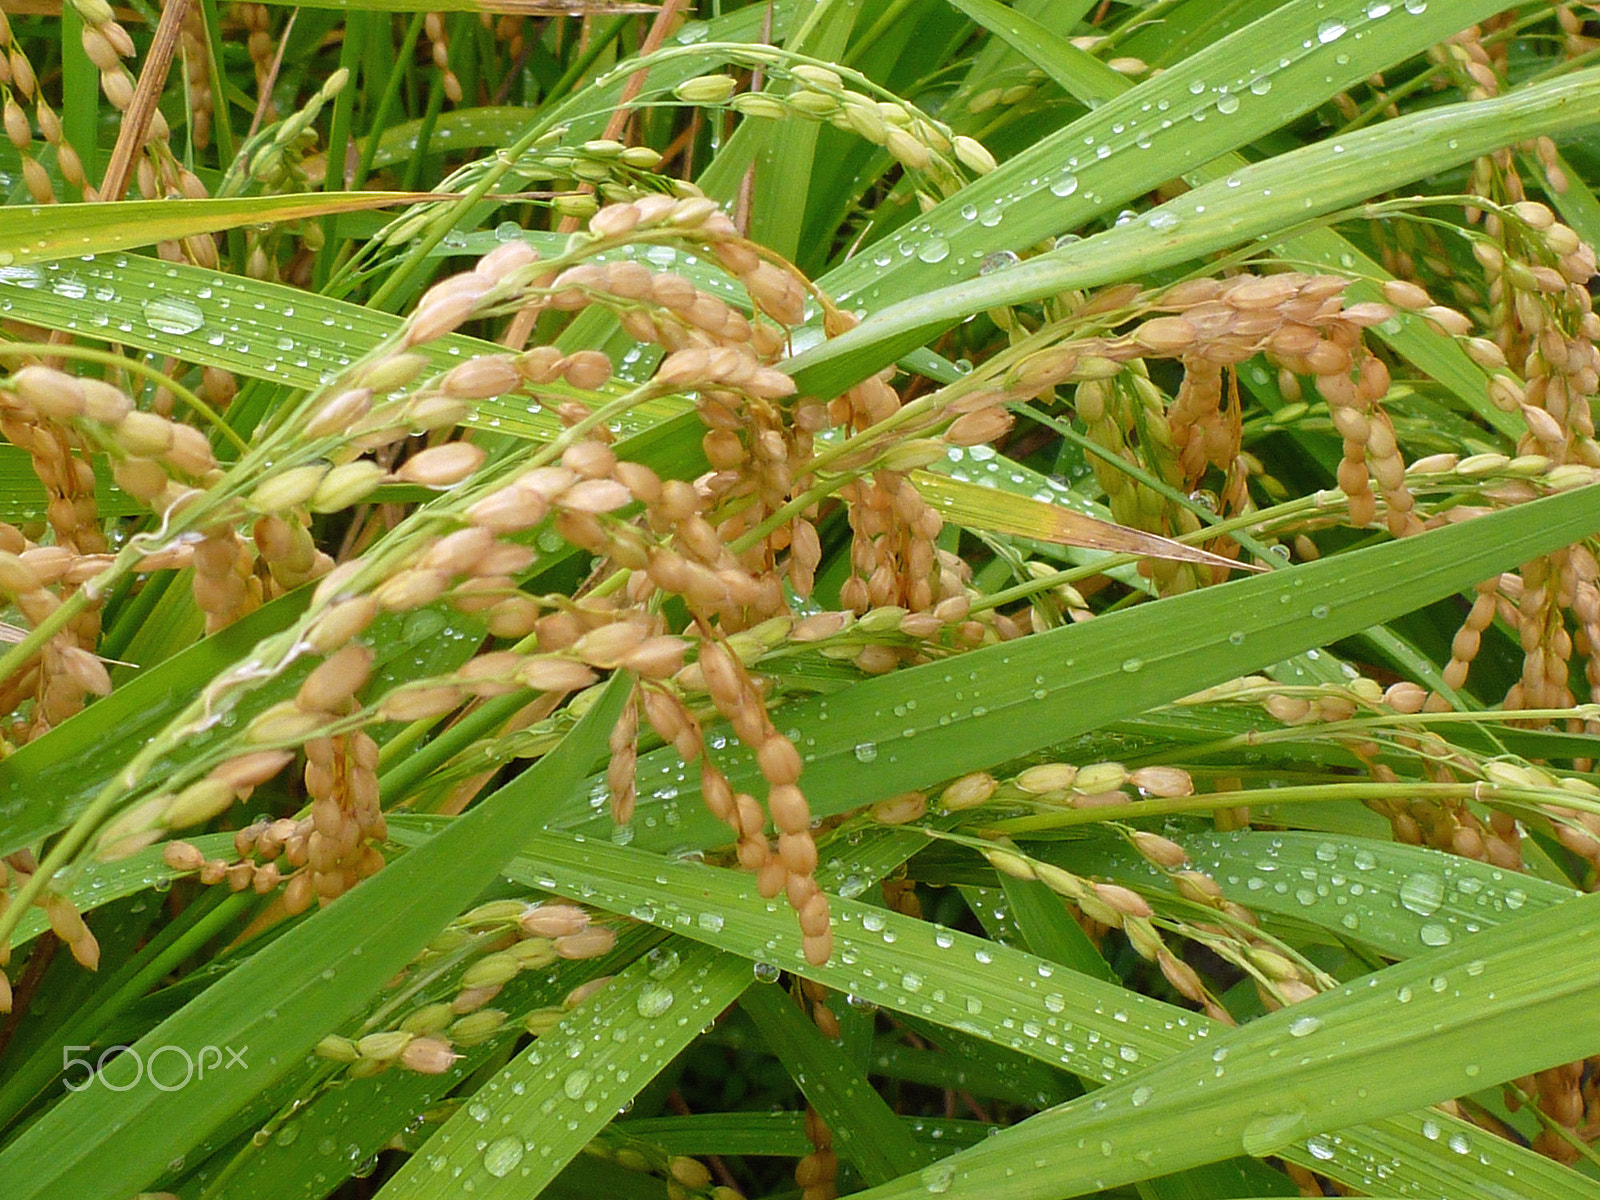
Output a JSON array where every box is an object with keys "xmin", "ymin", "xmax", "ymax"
[{"xmin": 0, "ymin": 2, "xmax": 1598, "ymax": 1199}]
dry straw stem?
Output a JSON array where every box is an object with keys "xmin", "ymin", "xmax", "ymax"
[{"xmin": 98, "ymin": 0, "xmax": 189, "ymax": 201}]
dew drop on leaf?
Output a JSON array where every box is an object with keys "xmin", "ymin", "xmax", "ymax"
[
  {"xmin": 563, "ymin": 1069, "xmax": 592, "ymax": 1099},
  {"xmin": 482, "ymin": 1136, "xmax": 524, "ymax": 1177},
  {"xmin": 1242, "ymin": 1110, "xmax": 1307, "ymax": 1155},
  {"xmin": 921, "ymin": 1161, "xmax": 956, "ymax": 1193},
  {"xmin": 635, "ymin": 983, "xmax": 675, "ymax": 1018},
  {"xmin": 1399, "ymin": 873, "xmax": 1443, "ymax": 916},
  {"xmin": 143, "ymin": 295, "xmax": 205, "ymax": 336}
]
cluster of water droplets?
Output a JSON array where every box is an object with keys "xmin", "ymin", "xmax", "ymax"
[
  {"xmin": 863, "ymin": 910, "xmax": 1175, "ymax": 1076},
  {"xmin": 0, "ymin": 256, "xmax": 369, "ymax": 387},
  {"xmin": 1292, "ymin": 1106, "xmax": 1525, "ymax": 1198},
  {"xmin": 833, "ymin": 0, "xmax": 1433, "ymax": 312},
  {"xmin": 935, "ymin": 442, "xmax": 1102, "ymax": 517},
  {"xmin": 0, "ymin": 250, "xmax": 654, "ymax": 444},
  {"xmin": 568, "ymin": 644, "xmax": 1112, "ymax": 850},
  {"xmin": 1176, "ymin": 831, "xmax": 1560, "ymax": 951},
  {"xmin": 408, "ymin": 943, "xmax": 717, "ymax": 1188}
]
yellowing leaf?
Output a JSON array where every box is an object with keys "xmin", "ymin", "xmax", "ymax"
[
  {"xmin": 913, "ymin": 472, "xmax": 1263, "ymax": 573},
  {"xmin": 0, "ymin": 193, "xmax": 427, "ymax": 267}
]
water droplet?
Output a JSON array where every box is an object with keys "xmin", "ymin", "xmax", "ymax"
[
  {"xmin": 1121, "ymin": 658, "xmax": 1143, "ymax": 673},
  {"xmin": 1131, "ymin": 1085, "xmax": 1153, "ymax": 1106},
  {"xmin": 142, "ymin": 295, "xmax": 206, "ymax": 336},
  {"xmin": 922, "ymin": 1161, "xmax": 956, "ymax": 1193},
  {"xmin": 1288, "ymin": 1014, "xmax": 1323, "ymax": 1038},
  {"xmin": 483, "ymin": 1136, "xmax": 524, "ymax": 1177},
  {"xmin": 1317, "ymin": 18, "xmax": 1347, "ymax": 41},
  {"xmin": 917, "ymin": 238, "xmax": 950, "ymax": 264},
  {"xmin": 1147, "ymin": 211, "xmax": 1179, "ymax": 232},
  {"xmin": 1310, "ymin": 604, "xmax": 1330, "ymax": 619},
  {"xmin": 1242, "ymin": 1111, "xmax": 1307, "ymax": 1155},
  {"xmin": 0, "ymin": 264, "xmax": 42, "ymax": 288},
  {"xmin": 1419, "ymin": 922, "xmax": 1452, "ymax": 946},
  {"xmin": 1050, "ymin": 174, "xmax": 1079, "ymax": 198},
  {"xmin": 696, "ymin": 911, "xmax": 724, "ymax": 933},
  {"xmin": 1305, "ymin": 1134, "xmax": 1336, "ymax": 1160},
  {"xmin": 1216, "ymin": 94, "xmax": 1240, "ymax": 114},
  {"xmin": 753, "ymin": 961, "xmax": 781, "ymax": 983},
  {"xmin": 1367, "ymin": 0, "xmax": 1393, "ymax": 15},
  {"xmin": 854, "ymin": 742, "xmax": 879, "ymax": 763},
  {"xmin": 979, "ymin": 250, "xmax": 1019, "ymax": 275},
  {"xmin": 563, "ymin": 1069, "xmax": 592, "ymax": 1099},
  {"xmin": 1403, "ymin": 0, "xmax": 1426, "ymax": 11},
  {"xmin": 1250, "ymin": 75, "xmax": 1273, "ymax": 95},
  {"xmin": 1399, "ymin": 873, "xmax": 1444, "ymax": 916},
  {"xmin": 636, "ymin": 982, "xmax": 675, "ymax": 1017}
]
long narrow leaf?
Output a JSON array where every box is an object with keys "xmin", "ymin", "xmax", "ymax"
[
  {"xmin": 0, "ymin": 677, "xmax": 629, "ymax": 1200},
  {"xmin": 556, "ymin": 485, "xmax": 1600, "ymax": 848}
]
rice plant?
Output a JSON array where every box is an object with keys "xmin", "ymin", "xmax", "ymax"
[{"xmin": 0, "ymin": 2, "xmax": 1598, "ymax": 1198}]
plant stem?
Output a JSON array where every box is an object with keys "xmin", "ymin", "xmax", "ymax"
[
  {"xmin": 989, "ymin": 779, "xmax": 1595, "ymax": 835},
  {"xmin": 0, "ymin": 343, "xmax": 249, "ymax": 454}
]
